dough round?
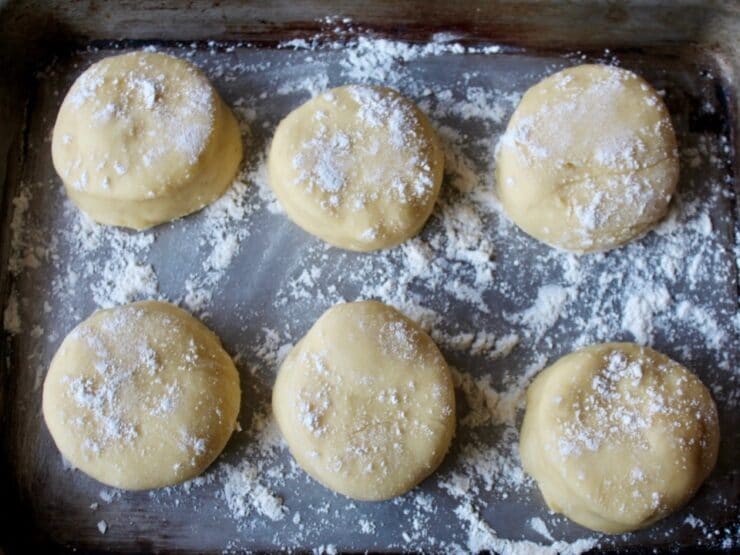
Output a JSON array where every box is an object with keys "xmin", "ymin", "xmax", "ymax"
[
  {"xmin": 42, "ymin": 301, "xmax": 241, "ymax": 490},
  {"xmin": 272, "ymin": 300, "xmax": 455, "ymax": 500},
  {"xmin": 520, "ymin": 342, "xmax": 719, "ymax": 534},
  {"xmin": 268, "ymin": 85, "xmax": 444, "ymax": 251},
  {"xmin": 496, "ymin": 64, "xmax": 679, "ymax": 252},
  {"xmin": 51, "ymin": 51, "xmax": 243, "ymax": 230}
]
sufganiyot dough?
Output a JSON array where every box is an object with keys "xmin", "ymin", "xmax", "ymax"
[
  {"xmin": 520, "ymin": 342, "xmax": 719, "ymax": 533},
  {"xmin": 42, "ymin": 301, "xmax": 241, "ymax": 489},
  {"xmin": 51, "ymin": 51, "xmax": 243, "ymax": 229},
  {"xmin": 496, "ymin": 64, "xmax": 679, "ymax": 252},
  {"xmin": 268, "ymin": 85, "xmax": 444, "ymax": 251},
  {"xmin": 272, "ymin": 300, "xmax": 455, "ymax": 500}
]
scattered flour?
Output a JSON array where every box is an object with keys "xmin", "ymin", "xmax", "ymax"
[
  {"xmin": 455, "ymin": 501, "xmax": 598, "ymax": 554},
  {"xmin": 59, "ymin": 205, "xmax": 158, "ymax": 310},
  {"xmin": 507, "ymin": 284, "xmax": 574, "ymax": 341},
  {"xmin": 220, "ymin": 460, "xmax": 286, "ymax": 522},
  {"xmin": 621, "ymin": 285, "xmax": 671, "ymax": 344},
  {"xmin": 182, "ymin": 178, "xmax": 256, "ymax": 313},
  {"xmin": 529, "ymin": 517, "xmax": 554, "ymax": 541}
]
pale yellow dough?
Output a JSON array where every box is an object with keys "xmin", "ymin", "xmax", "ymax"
[
  {"xmin": 496, "ymin": 64, "xmax": 679, "ymax": 252},
  {"xmin": 42, "ymin": 301, "xmax": 241, "ymax": 490},
  {"xmin": 51, "ymin": 51, "xmax": 243, "ymax": 229},
  {"xmin": 268, "ymin": 85, "xmax": 444, "ymax": 251},
  {"xmin": 272, "ymin": 301, "xmax": 455, "ymax": 500},
  {"xmin": 520, "ymin": 343, "xmax": 719, "ymax": 534}
]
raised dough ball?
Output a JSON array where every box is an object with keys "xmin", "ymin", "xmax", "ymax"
[
  {"xmin": 268, "ymin": 85, "xmax": 444, "ymax": 251},
  {"xmin": 520, "ymin": 342, "xmax": 719, "ymax": 534},
  {"xmin": 42, "ymin": 301, "xmax": 241, "ymax": 489},
  {"xmin": 51, "ymin": 51, "xmax": 243, "ymax": 230},
  {"xmin": 272, "ymin": 300, "xmax": 455, "ymax": 500},
  {"xmin": 496, "ymin": 64, "xmax": 679, "ymax": 252}
]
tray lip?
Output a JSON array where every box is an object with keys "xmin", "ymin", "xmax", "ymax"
[
  {"xmin": 0, "ymin": 1, "xmax": 738, "ymax": 41},
  {"xmin": 0, "ymin": 3, "xmax": 738, "ymax": 554}
]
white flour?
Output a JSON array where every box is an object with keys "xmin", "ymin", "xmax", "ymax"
[{"xmin": 3, "ymin": 25, "xmax": 737, "ymax": 554}]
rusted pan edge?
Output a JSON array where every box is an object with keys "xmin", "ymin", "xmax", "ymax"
[{"xmin": 0, "ymin": 1, "xmax": 736, "ymax": 49}]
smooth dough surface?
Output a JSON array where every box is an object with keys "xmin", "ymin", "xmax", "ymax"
[
  {"xmin": 520, "ymin": 342, "xmax": 719, "ymax": 534},
  {"xmin": 42, "ymin": 301, "xmax": 241, "ymax": 490},
  {"xmin": 51, "ymin": 51, "xmax": 243, "ymax": 229},
  {"xmin": 268, "ymin": 85, "xmax": 444, "ymax": 251},
  {"xmin": 272, "ymin": 300, "xmax": 455, "ymax": 500},
  {"xmin": 496, "ymin": 64, "xmax": 679, "ymax": 252}
]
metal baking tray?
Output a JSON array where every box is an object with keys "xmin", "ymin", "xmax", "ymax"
[{"xmin": 0, "ymin": 1, "xmax": 738, "ymax": 553}]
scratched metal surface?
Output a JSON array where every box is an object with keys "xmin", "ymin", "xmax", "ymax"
[{"xmin": 0, "ymin": 37, "xmax": 738, "ymax": 553}]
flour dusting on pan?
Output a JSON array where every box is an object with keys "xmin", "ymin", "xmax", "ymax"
[{"xmin": 4, "ymin": 22, "xmax": 738, "ymax": 553}]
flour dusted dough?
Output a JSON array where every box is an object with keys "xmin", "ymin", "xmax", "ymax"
[
  {"xmin": 51, "ymin": 51, "xmax": 242, "ymax": 229},
  {"xmin": 42, "ymin": 301, "xmax": 241, "ymax": 490},
  {"xmin": 520, "ymin": 343, "xmax": 719, "ymax": 534},
  {"xmin": 268, "ymin": 85, "xmax": 444, "ymax": 251},
  {"xmin": 272, "ymin": 301, "xmax": 455, "ymax": 500},
  {"xmin": 496, "ymin": 64, "xmax": 679, "ymax": 252}
]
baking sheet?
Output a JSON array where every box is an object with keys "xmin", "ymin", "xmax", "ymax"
[{"xmin": 2, "ymin": 36, "xmax": 738, "ymax": 552}]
